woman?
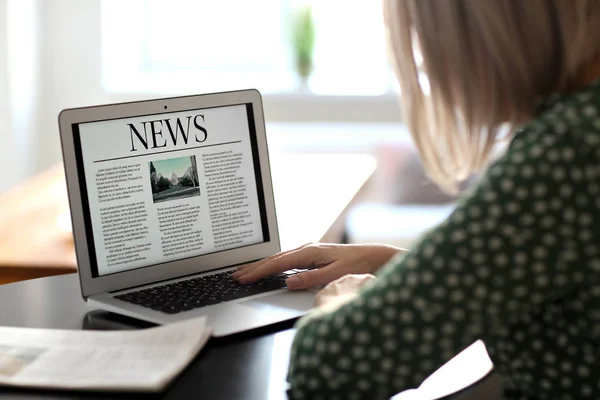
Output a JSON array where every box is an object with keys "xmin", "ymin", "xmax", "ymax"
[{"xmin": 234, "ymin": 0, "xmax": 600, "ymax": 398}]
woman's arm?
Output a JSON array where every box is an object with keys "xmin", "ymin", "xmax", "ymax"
[{"xmin": 287, "ymin": 130, "xmax": 599, "ymax": 399}]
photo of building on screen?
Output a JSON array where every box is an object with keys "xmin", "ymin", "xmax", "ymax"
[{"xmin": 149, "ymin": 156, "xmax": 200, "ymax": 204}]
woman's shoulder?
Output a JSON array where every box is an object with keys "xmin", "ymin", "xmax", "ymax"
[
  {"xmin": 472, "ymin": 84, "xmax": 600, "ymax": 203},
  {"xmin": 508, "ymin": 82, "xmax": 600, "ymax": 167}
]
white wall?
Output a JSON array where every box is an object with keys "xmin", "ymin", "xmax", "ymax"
[{"xmin": 0, "ymin": 0, "xmax": 404, "ymax": 190}]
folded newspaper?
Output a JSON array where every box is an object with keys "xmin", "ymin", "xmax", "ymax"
[{"xmin": 0, "ymin": 317, "xmax": 210, "ymax": 392}]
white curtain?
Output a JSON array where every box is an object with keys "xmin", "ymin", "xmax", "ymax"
[{"xmin": 0, "ymin": 1, "xmax": 17, "ymax": 190}]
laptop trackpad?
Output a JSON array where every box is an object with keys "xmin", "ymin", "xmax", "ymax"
[{"xmin": 241, "ymin": 291, "xmax": 314, "ymax": 312}]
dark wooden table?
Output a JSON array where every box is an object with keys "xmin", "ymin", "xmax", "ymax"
[
  {"xmin": 0, "ymin": 274, "xmax": 501, "ymax": 400},
  {"xmin": 0, "ymin": 274, "xmax": 298, "ymax": 399}
]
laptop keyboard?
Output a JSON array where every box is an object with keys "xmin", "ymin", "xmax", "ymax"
[{"xmin": 114, "ymin": 270, "xmax": 290, "ymax": 314}]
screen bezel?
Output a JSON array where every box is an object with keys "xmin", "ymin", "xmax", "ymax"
[{"xmin": 59, "ymin": 89, "xmax": 280, "ymax": 298}]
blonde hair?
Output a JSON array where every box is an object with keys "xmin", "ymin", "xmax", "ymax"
[{"xmin": 384, "ymin": 0, "xmax": 600, "ymax": 193}]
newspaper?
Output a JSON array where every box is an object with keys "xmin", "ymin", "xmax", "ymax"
[{"xmin": 0, "ymin": 317, "xmax": 210, "ymax": 392}]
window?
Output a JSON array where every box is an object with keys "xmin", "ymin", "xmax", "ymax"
[{"xmin": 101, "ymin": 0, "xmax": 395, "ymax": 96}]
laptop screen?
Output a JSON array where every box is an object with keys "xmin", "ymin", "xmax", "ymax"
[{"xmin": 72, "ymin": 103, "xmax": 270, "ymax": 277}]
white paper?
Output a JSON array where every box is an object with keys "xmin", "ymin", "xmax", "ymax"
[
  {"xmin": 393, "ymin": 340, "xmax": 494, "ymax": 400},
  {"xmin": 0, "ymin": 317, "xmax": 211, "ymax": 392}
]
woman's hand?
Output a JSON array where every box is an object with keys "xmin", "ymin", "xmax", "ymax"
[
  {"xmin": 232, "ymin": 243, "xmax": 404, "ymax": 290},
  {"xmin": 315, "ymin": 274, "xmax": 377, "ymax": 312}
]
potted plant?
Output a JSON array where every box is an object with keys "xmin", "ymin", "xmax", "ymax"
[{"xmin": 291, "ymin": 5, "xmax": 316, "ymax": 86}]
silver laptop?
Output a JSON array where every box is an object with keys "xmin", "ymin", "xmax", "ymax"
[{"xmin": 58, "ymin": 89, "xmax": 315, "ymax": 336}]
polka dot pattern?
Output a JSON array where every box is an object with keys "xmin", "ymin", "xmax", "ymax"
[{"xmin": 287, "ymin": 81, "xmax": 600, "ymax": 399}]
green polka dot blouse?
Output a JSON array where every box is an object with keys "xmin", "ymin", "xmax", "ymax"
[{"xmin": 286, "ymin": 81, "xmax": 600, "ymax": 400}]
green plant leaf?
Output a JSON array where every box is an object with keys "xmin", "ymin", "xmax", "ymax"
[{"xmin": 291, "ymin": 5, "xmax": 316, "ymax": 76}]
